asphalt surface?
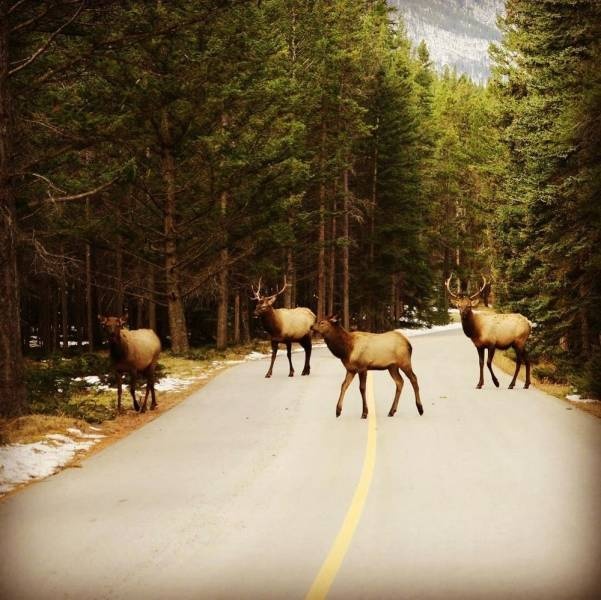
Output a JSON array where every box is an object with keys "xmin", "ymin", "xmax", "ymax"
[{"xmin": 1, "ymin": 328, "xmax": 601, "ymax": 599}]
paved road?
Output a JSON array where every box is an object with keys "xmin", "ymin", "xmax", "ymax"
[{"xmin": 1, "ymin": 329, "xmax": 601, "ymax": 599}]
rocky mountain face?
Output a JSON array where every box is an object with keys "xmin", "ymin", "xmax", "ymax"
[{"xmin": 389, "ymin": 0, "xmax": 505, "ymax": 83}]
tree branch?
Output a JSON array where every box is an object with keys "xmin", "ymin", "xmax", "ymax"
[{"xmin": 9, "ymin": 1, "xmax": 84, "ymax": 77}]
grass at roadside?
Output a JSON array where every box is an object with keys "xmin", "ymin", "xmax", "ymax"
[
  {"xmin": 1, "ymin": 341, "xmax": 271, "ymax": 448},
  {"xmin": 493, "ymin": 351, "xmax": 601, "ymax": 419}
]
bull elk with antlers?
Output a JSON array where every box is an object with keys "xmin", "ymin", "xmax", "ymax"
[
  {"xmin": 446, "ymin": 274, "xmax": 532, "ymax": 389},
  {"xmin": 251, "ymin": 278, "xmax": 316, "ymax": 378}
]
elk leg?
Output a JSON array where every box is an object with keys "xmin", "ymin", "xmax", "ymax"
[
  {"xmin": 149, "ymin": 365, "xmax": 158, "ymax": 410},
  {"xmin": 286, "ymin": 341, "xmax": 294, "ymax": 377},
  {"xmin": 388, "ymin": 366, "xmax": 404, "ymax": 417},
  {"xmin": 476, "ymin": 347, "xmax": 485, "ymax": 388},
  {"xmin": 116, "ymin": 371, "xmax": 123, "ymax": 413},
  {"xmin": 265, "ymin": 340, "xmax": 278, "ymax": 378},
  {"xmin": 401, "ymin": 365, "xmax": 423, "ymax": 415},
  {"xmin": 129, "ymin": 372, "xmax": 140, "ymax": 412},
  {"xmin": 300, "ymin": 334, "xmax": 312, "ymax": 376},
  {"xmin": 141, "ymin": 365, "xmax": 156, "ymax": 413},
  {"xmin": 487, "ymin": 347, "xmax": 499, "ymax": 388},
  {"xmin": 358, "ymin": 371, "xmax": 368, "ymax": 419},
  {"xmin": 336, "ymin": 371, "xmax": 356, "ymax": 418},
  {"xmin": 523, "ymin": 350, "xmax": 531, "ymax": 389},
  {"xmin": 509, "ymin": 346, "xmax": 522, "ymax": 389}
]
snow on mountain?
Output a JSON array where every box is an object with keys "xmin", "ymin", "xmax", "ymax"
[{"xmin": 389, "ymin": 0, "xmax": 505, "ymax": 83}]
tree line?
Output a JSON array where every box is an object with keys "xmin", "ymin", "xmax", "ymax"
[{"xmin": 1, "ymin": 0, "xmax": 598, "ymax": 418}]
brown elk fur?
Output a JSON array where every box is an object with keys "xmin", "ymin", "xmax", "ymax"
[
  {"xmin": 98, "ymin": 314, "xmax": 161, "ymax": 412},
  {"xmin": 252, "ymin": 278, "xmax": 316, "ymax": 378},
  {"xmin": 312, "ymin": 315, "xmax": 423, "ymax": 419},
  {"xmin": 446, "ymin": 275, "xmax": 532, "ymax": 389}
]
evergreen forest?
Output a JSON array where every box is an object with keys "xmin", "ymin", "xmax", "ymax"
[{"xmin": 1, "ymin": 0, "xmax": 600, "ymax": 418}]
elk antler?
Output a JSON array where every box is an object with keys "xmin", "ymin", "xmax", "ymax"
[
  {"xmin": 445, "ymin": 273, "xmax": 461, "ymax": 300},
  {"xmin": 469, "ymin": 275, "xmax": 487, "ymax": 300},
  {"xmin": 268, "ymin": 275, "xmax": 290, "ymax": 300},
  {"xmin": 250, "ymin": 277, "xmax": 263, "ymax": 301}
]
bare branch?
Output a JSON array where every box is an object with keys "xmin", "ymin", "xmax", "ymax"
[
  {"xmin": 29, "ymin": 175, "xmax": 120, "ymax": 206},
  {"xmin": 9, "ymin": 1, "xmax": 85, "ymax": 77}
]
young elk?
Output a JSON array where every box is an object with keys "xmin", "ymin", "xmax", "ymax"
[
  {"xmin": 312, "ymin": 315, "xmax": 423, "ymax": 419},
  {"xmin": 98, "ymin": 312, "xmax": 161, "ymax": 412},
  {"xmin": 251, "ymin": 278, "xmax": 316, "ymax": 378},
  {"xmin": 446, "ymin": 274, "xmax": 532, "ymax": 389}
]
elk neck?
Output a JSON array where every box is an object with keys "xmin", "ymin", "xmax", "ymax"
[
  {"xmin": 109, "ymin": 330, "xmax": 128, "ymax": 362},
  {"xmin": 323, "ymin": 326, "xmax": 353, "ymax": 360},
  {"xmin": 259, "ymin": 306, "xmax": 281, "ymax": 336},
  {"xmin": 460, "ymin": 308, "xmax": 478, "ymax": 339}
]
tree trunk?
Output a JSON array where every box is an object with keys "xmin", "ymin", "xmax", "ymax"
[
  {"xmin": 116, "ymin": 233, "xmax": 124, "ymax": 315},
  {"xmin": 60, "ymin": 260, "xmax": 69, "ymax": 351},
  {"xmin": 147, "ymin": 265, "xmax": 157, "ymax": 331},
  {"xmin": 342, "ymin": 169, "xmax": 350, "ymax": 329},
  {"xmin": 327, "ymin": 194, "xmax": 336, "ymax": 317},
  {"xmin": 317, "ymin": 120, "xmax": 326, "ymax": 320},
  {"xmin": 233, "ymin": 290, "xmax": 241, "ymax": 345},
  {"xmin": 216, "ymin": 191, "xmax": 229, "ymax": 350},
  {"xmin": 284, "ymin": 244, "xmax": 294, "ymax": 309},
  {"xmin": 241, "ymin": 300, "xmax": 250, "ymax": 344},
  {"xmin": 160, "ymin": 109, "xmax": 189, "ymax": 353},
  {"xmin": 85, "ymin": 198, "xmax": 95, "ymax": 351},
  {"xmin": 0, "ymin": 9, "xmax": 26, "ymax": 416}
]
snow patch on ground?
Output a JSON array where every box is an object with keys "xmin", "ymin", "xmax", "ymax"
[
  {"xmin": 0, "ymin": 428, "xmax": 104, "ymax": 496},
  {"xmin": 398, "ymin": 323, "xmax": 463, "ymax": 337},
  {"xmin": 566, "ymin": 394, "xmax": 599, "ymax": 404}
]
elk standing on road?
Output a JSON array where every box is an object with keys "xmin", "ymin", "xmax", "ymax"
[
  {"xmin": 98, "ymin": 313, "xmax": 162, "ymax": 412},
  {"xmin": 445, "ymin": 274, "xmax": 532, "ymax": 389},
  {"xmin": 312, "ymin": 315, "xmax": 423, "ymax": 419},
  {"xmin": 251, "ymin": 278, "xmax": 316, "ymax": 378}
]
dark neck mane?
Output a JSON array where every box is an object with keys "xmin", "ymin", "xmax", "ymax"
[
  {"xmin": 461, "ymin": 310, "xmax": 477, "ymax": 339},
  {"xmin": 324, "ymin": 326, "xmax": 352, "ymax": 360},
  {"xmin": 260, "ymin": 307, "xmax": 281, "ymax": 336},
  {"xmin": 109, "ymin": 331, "xmax": 127, "ymax": 362}
]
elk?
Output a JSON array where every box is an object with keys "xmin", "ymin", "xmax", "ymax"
[
  {"xmin": 251, "ymin": 278, "xmax": 316, "ymax": 378},
  {"xmin": 312, "ymin": 315, "xmax": 423, "ymax": 419},
  {"xmin": 445, "ymin": 274, "xmax": 532, "ymax": 389},
  {"xmin": 98, "ymin": 312, "xmax": 162, "ymax": 413}
]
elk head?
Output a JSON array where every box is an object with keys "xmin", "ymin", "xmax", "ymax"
[
  {"xmin": 445, "ymin": 274, "xmax": 487, "ymax": 318},
  {"xmin": 251, "ymin": 277, "xmax": 290, "ymax": 317},
  {"xmin": 311, "ymin": 314, "xmax": 340, "ymax": 335},
  {"xmin": 98, "ymin": 311, "xmax": 128, "ymax": 340}
]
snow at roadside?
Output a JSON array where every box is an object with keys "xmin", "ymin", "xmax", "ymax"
[
  {"xmin": 0, "ymin": 429, "xmax": 105, "ymax": 495},
  {"xmin": 566, "ymin": 394, "xmax": 599, "ymax": 404}
]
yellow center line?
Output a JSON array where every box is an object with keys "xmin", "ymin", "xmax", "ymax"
[{"xmin": 305, "ymin": 372, "xmax": 377, "ymax": 600}]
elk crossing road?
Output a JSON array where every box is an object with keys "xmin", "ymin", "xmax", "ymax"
[{"xmin": 1, "ymin": 328, "xmax": 601, "ymax": 599}]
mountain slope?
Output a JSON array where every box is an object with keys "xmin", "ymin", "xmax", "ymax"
[{"xmin": 389, "ymin": 0, "xmax": 505, "ymax": 82}]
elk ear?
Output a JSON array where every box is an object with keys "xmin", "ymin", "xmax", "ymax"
[
  {"xmin": 97, "ymin": 314, "xmax": 106, "ymax": 325},
  {"xmin": 120, "ymin": 310, "xmax": 129, "ymax": 326},
  {"xmin": 329, "ymin": 314, "xmax": 340, "ymax": 325},
  {"xmin": 267, "ymin": 296, "xmax": 277, "ymax": 306},
  {"xmin": 470, "ymin": 298, "xmax": 480, "ymax": 308}
]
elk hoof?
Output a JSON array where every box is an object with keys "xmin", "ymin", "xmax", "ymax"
[
  {"xmin": 417, "ymin": 404, "xmax": 424, "ymax": 416},
  {"xmin": 476, "ymin": 384, "xmax": 483, "ymax": 389},
  {"xmin": 150, "ymin": 404, "xmax": 157, "ymax": 411},
  {"xmin": 388, "ymin": 410, "xmax": 395, "ymax": 417},
  {"xmin": 140, "ymin": 407, "xmax": 147, "ymax": 414},
  {"xmin": 301, "ymin": 369, "xmax": 310, "ymax": 376},
  {"xmin": 336, "ymin": 408, "xmax": 341, "ymax": 418},
  {"xmin": 508, "ymin": 384, "xmax": 515, "ymax": 389},
  {"xmin": 133, "ymin": 401, "xmax": 140, "ymax": 412},
  {"xmin": 265, "ymin": 373, "xmax": 272, "ymax": 378},
  {"xmin": 493, "ymin": 379, "xmax": 499, "ymax": 388},
  {"xmin": 524, "ymin": 383, "xmax": 530, "ymax": 389},
  {"xmin": 288, "ymin": 372, "xmax": 294, "ymax": 378}
]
